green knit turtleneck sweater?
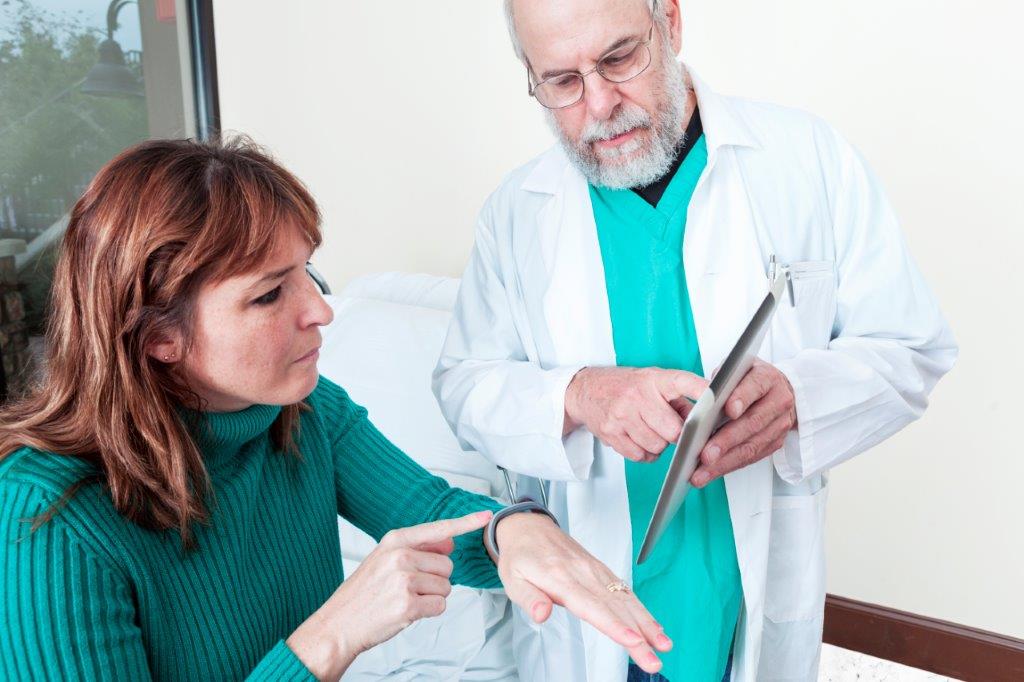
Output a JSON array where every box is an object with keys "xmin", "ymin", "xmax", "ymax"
[{"xmin": 0, "ymin": 376, "xmax": 502, "ymax": 680}]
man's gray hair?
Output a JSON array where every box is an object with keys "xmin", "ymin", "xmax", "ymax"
[{"xmin": 503, "ymin": 0, "xmax": 665, "ymax": 64}]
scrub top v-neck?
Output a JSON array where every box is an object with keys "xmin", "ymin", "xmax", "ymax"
[{"xmin": 589, "ymin": 123, "xmax": 742, "ymax": 682}]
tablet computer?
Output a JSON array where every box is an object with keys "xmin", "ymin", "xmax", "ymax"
[{"xmin": 636, "ymin": 269, "xmax": 790, "ymax": 564}]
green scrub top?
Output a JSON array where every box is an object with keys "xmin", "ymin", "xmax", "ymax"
[{"xmin": 589, "ymin": 135, "xmax": 741, "ymax": 682}]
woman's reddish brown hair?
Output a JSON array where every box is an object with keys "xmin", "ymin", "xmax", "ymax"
[{"xmin": 0, "ymin": 137, "xmax": 322, "ymax": 545}]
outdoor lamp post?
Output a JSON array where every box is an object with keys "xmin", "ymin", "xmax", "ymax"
[{"xmin": 81, "ymin": 0, "xmax": 143, "ymax": 98}]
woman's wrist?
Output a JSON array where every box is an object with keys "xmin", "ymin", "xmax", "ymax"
[
  {"xmin": 285, "ymin": 605, "xmax": 360, "ymax": 681},
  {"xmin": 488, "ymin": 507, "xmax": 559, "ymax": 563}
]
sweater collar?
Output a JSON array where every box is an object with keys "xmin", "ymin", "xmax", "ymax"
[{"xmin": 182, "ymin": 403, "xmax": 282, "ymax": 462}]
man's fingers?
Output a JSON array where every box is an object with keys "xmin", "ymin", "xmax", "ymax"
[
  {"xmin": 504, "ymin": 576, "xmax": 554, "ymax": 624},
  {"xmin": 668, "ymin": 396, "xmax": 697, "ymax": 421},
  {"xmin": 701, "ymin": 397, "xmax": 776, "ymax": 467},
  {"xmin": 626, "ymin": 419, "xmax": 668, "ymax": 458},
  {"xmin": 724, "ymin": 364, "xmax": 772, "ymax": 420},
  {"xmin": 383, "ymin": 511, "xmax": 492, "ymax": 549},
  {"xmin": 693, "ymin": 412, "xmax": 792, "ymax": 487},
  {"xmin": 609, "ymin": 434, "xmax": 649, "ymax": 462},
  {"xmin": 656, "ymin": 370, "xmax": 708, "ymax": 404},
  {"xmin": 641, "ymin": 399, "xmax": 685, "ymax": 444}
]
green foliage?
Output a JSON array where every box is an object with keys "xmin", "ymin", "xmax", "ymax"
[
  {"xmin": 0, "ymin": 0, "xmax": 148, "ymax": 235},
  {"xmin": 0, "ymin": 0, "xmax": 149, "ymax": 333}
]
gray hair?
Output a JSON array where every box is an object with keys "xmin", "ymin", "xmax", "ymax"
[{"xmin": 503, "ymin": 0, "xmax": 665, "ymax": 64}]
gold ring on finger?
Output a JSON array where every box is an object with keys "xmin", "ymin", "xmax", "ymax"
[{"xmin": 606, "ymin": 580, "xmax": 630, "ymax": 593}]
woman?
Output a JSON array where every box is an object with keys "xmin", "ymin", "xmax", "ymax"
[{"xmin": 0, "ymin": 138, "xmax": 672, "ymax": 681}]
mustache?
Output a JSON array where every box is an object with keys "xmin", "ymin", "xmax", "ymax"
[{"xmin": 580, "ymin": 106, "xmax": 653, "ymax": 145}]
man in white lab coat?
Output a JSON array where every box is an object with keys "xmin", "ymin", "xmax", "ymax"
[{"xmin": 433, "ymin": 0, "xmax": 957, "ymax": 680}]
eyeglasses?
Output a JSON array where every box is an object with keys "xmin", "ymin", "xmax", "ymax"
[{"xmin": 527, "ymin": 24, "xmax": 655, "ymax": 110}]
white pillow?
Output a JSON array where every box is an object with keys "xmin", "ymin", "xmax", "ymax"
[
  {"xmin": 319, "ymin": 297, "xmax": 503, "ymax": 491},
  {"xmin": 340, "ymin": 271, "xmax": 461, "ymax": 311},
  {"xmin": 317, "ymin": 279, "xmax": 505, "ymax": 560}
]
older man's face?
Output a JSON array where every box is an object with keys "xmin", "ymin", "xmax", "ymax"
[{"xmin": 514, "ymin": 0, "xmax": 687, "ymax": 188}]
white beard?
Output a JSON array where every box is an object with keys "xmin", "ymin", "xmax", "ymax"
[{"xmin": 546, "ymin": 47, "xmax": 691, "ymax": 190}]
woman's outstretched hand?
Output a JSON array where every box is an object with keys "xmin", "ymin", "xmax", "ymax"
[
  {"xmin": 286, "ymin": 511, "xmax": 493, "ymax": 681},
  {"xmin": 287, "ymin": 508, "xmax": 670, "ymax": 679},
  {"xmin": 493, "ymin": 512, "xmax": 673, "ymax": 674}
]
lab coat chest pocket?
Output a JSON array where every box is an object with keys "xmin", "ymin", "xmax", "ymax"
[
  {"xmin": 764, "ymin": 485, "xmax": 828, "ymax": 624},
  {"xmin": 770, "ymin": 260, "xmax": 836, "ymax": 356}
]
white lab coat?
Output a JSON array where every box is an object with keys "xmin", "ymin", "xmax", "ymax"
[{"xmin": 433, "ymin": 67, "xmax": 956, "ymax": 682}]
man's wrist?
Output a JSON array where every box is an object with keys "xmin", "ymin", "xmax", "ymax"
[
  {"xmin": 781, "ymin": 373, "xmax": 799, "ymax": 429},
  {"xmin": 562, "ymin": 367, "xmax": 588, "ymax": 436}
]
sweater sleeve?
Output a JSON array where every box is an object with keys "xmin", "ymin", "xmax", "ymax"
[
  {"xmin": 245, "ymin": 640, "xmax": 315, "ymax": 681},
  {"xmin": 0, "ymin": 480, "xmax": 316, "ymax": 682},
  {"xmin": 314, "ymin": 377, "xmax": 502, "ymax": 589}
]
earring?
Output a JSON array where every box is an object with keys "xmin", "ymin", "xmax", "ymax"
[{"xmin": 163, "ymin": 354, "xmax": 173, "ymax": 362}]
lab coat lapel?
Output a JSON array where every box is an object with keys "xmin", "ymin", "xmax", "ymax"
[
  {"xmin": 532, "ymin": 169, "xmax": 616, "ymax": 369},
  {"xmin": 687, "ymin": 67, "xmax": 776, "ymax": 510},
  {"xmin": 686, "ymin": 70, "xmax": 777, "ymax": 679},
  {"xmin": 684, "ymin": 140, "xmax": 774, "ymax": 550}
]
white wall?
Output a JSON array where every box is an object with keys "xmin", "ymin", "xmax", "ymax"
[
  {"xmin": 215, "ymin": 0, "xmax": 1024, "ymax": 638},
  {"xmin": 679, "ymin": 0, "xmax": 1024, "ymax": 639},
  {"xmin": 214, "ymin": 0, "xmax": 552, "ymax": 283}
]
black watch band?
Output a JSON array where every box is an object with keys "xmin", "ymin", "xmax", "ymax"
[{"xmin": 484, "ymin": 499, "xmax": 560, "ymax": 559}]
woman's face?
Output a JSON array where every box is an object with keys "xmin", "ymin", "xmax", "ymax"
[{"xmin": 175, "ymin": 228, "xmax": 333, "ymax": 412}]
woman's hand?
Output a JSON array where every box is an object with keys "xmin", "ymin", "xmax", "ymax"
[
  {"xmin": 494, "ymin": 512, "xmax": 673, "ymax": 675},
  {"xmin": 286, "ymin": 511, "xmax": 493, "ymax": 681}
]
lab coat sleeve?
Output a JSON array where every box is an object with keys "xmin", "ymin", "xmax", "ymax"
[
  {"xmin": 433, "ymin": 200, "xmax": 594, "ymax": 482},
  {"xmin": 772, "ymin": 124, "xmax": 958, "ymax": 483}
]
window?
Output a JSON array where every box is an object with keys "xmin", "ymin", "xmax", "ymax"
[{"xmin": 0, "ymin": 0, "xmax": 218, "ymax": 400}]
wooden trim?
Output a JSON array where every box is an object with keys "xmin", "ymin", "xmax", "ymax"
[{"xmin": 824, "ymin": 594, "xmax": 1024, "ymax": 681}]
